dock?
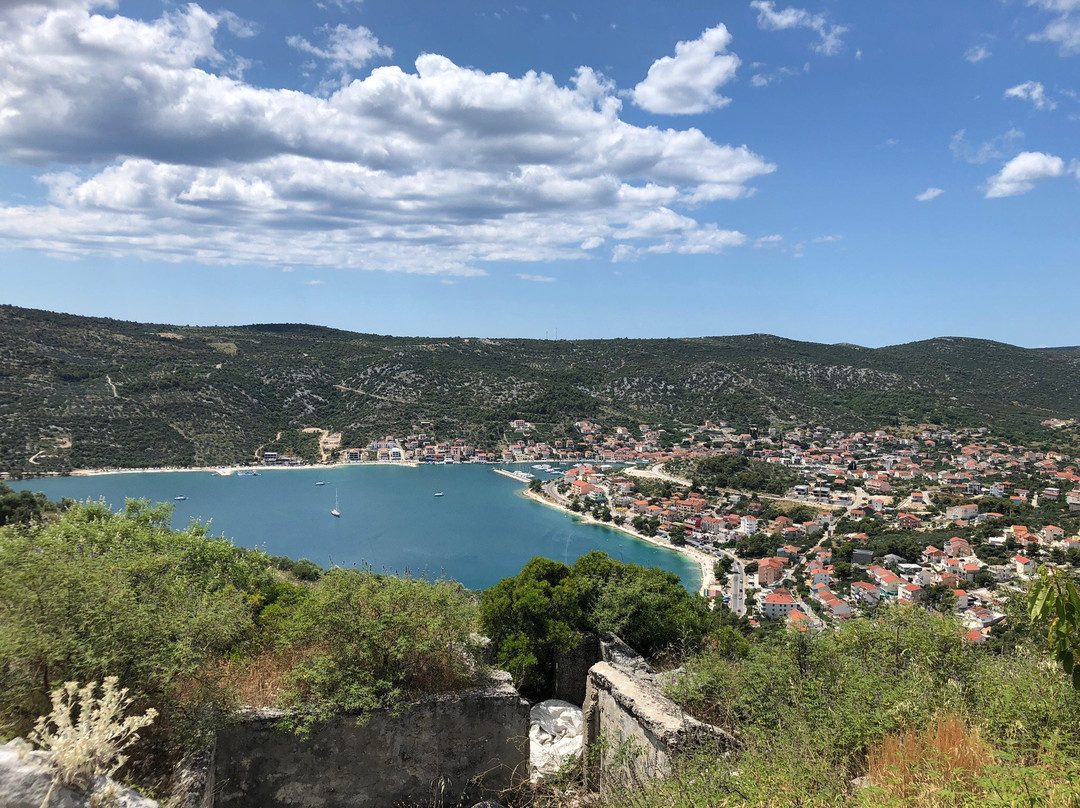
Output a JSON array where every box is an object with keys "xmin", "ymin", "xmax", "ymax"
[{"xmin": 493, "ymin": 467, "xmax": 533, "ymax": 483}]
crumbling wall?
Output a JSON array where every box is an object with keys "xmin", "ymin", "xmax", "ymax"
[
  {"xmin": 212, "ymin": 671, "xmax": 529, "ymax": 808},
  {"xmin": 582, "ymin": 641, "xmax": 734, "ymax": 791}
]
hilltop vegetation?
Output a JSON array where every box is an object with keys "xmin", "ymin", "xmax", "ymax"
[
  {"xmin": 588, "ymin": 605, "xmax": 1080, "ymax": 808},
  {"xmin": 0, "ymin": 499, "xmax": 481, "ymax": 789},
  {"xmin": 4, "ymin": 305, "xmax": 1080, "ymax": 474},
  {"xmin": 4, "ymin": 491, "xmax": 1080, "ymax": 807}
]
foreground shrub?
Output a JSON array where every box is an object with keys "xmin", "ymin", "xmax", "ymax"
[
  {"xmin": 29, "ymin": 677, "xmax": 157, "ymax": 793},
  {"xmin": 277, "ymin": 568, "xmax": 480, "ymax": 730},
  {"xmin": 0, "ymin": 500, "xmax": 276, "ymax": 747}
]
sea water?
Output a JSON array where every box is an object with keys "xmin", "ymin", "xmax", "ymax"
[{"xmin": 11, "ymin": 464, "xmax": 699, "ymax": 591}]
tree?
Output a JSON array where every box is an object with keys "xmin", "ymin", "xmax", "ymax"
[
  {"xmin": 922, "ymin": 583, "xmax": 957, "ymax": 613},
  {"xmin": 479, "ymin": 552, "xmax": 714, "ymax": 699},
  {"xmin": 529, "ymin": 478, "xmax": 543, "ymax": 493},
  {"xmin": 669, "ymin": 524, "xmax": 687, "ymax": 546},
  {"xmin": 1028, "ymin": 566, "xmax": 1080, "ymax": 689}
]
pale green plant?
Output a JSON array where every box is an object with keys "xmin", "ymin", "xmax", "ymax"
[{"xmin": 29, "ymin": 677, "xmax": 158, "ymax": 793}]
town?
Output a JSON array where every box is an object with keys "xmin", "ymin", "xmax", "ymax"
[{"xmin": 483, "ymin": 416, "xmax": 1080, "ymax": 642}]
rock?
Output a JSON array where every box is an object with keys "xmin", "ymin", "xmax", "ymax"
[
  {"xmin": 0, "ymin": 738, "xmax": 158, "ymax": 808},
  {"xmin": 529, "ymin": 699, "xmax": 584, "ymax": 782}
]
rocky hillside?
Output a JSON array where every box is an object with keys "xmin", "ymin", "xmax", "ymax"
[{"xmin": 2, "ymin": 305, "xmax": 1079, "ymax": 474}]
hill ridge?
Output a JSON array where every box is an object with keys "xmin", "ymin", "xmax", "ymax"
[{"xmin": 2, "ymin": 305, "xmax": 1078, "ymax": 474}]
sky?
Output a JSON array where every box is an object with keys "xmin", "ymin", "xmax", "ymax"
[{"xmin": 0, "ymin": 0, "xmax": 1077, "ymax": 347}]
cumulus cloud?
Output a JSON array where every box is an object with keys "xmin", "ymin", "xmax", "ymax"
[
  {"xmin": 915, "ymin": 187, "xmax": 944, "ymax": 202},
  {"xmin": 949, "ymin": 128, "xmax": 1024, "ymax": 165},
  {"xmin": 964, "ymin": 44, "xmax": 991, "ymax": 63},
  {"xmin": 630, "ymin": 24, "xmax": 740, "ymax": 114},
  {"xmin": 0, "ymin": 1, "xmax": 775, "ymax": 275},
  {"xmin": 750, "ymin": 1, "xmax": 848, "ymax": 55},
  {"xmin": 286, "ymin": 23, "xmax": 391, "ymax": 72},
  {"xmin": 1004, "ymin": 80, "xmax": 1057, "ymax": 110},
  {"xmin": 984, "ymin": 151, "xmax": 1067, "ymax": 198},
  {"xmin": 1028, "ymin": 0, "xmax": 1080, "ymax": 55}
]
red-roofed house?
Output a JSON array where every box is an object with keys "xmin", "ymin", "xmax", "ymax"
[
  {"xmin": 1014, "ymin": 554, "xmax": 1035, "ymax": 577},
  {"xmin": 758, "ymin": 557, "xmax": 786, "ymax": 586},
  {"xmin": 898, "ymin": 583, "xmax": 924, "ymax": 603},
  {"xmin": 850, "ymin": 581, "xmax": 882, "ymax": 606},
  {"xmin": 761, "ymin": 587, "xmax": 798, "ymax": 618},
  {"xmin": 897, "ymin": 513, "xmax": 922, "ymax": 530}
]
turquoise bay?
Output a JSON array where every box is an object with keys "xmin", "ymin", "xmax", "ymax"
[{"xmin": 11, "ymin": 465, "xmax": 698, "ymax": 591}]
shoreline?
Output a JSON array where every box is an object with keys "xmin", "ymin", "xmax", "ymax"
[
  {"xmin": 36, "ymin": 458, "xmax": 574, "ymax": 480},
  {"xmin": 520, "ymin": 487, "xmax": 716, "ymax": 596}
]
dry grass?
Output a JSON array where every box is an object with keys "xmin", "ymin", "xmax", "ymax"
[
  {"xmin": 866, "ymin": 714, "xmax": 994, "ymax": 807},
  {"xmin": 207, "ymin": 649, "xmax": 312, "ymax": 709}
]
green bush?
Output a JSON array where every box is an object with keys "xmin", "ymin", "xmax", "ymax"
[
  {"xmin": 479, "ymin": 551, "xmax": 714, "ymax": 698},
  {"xmin": 277, "ymin": 569, "xmax": 479, "ymax": 730}
]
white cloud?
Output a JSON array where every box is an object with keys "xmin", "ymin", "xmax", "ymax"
[
  {"xmin": 516, "ymin": 273, "xmax": 555, "ymax": 282},
  {"xmin": 1004, "ymin": 80, "xmax": 1057, "ymax": 110},
  {"xmin": 811, "ymin": 234, "xmax": 842, "ymax": 243},
  {"xmin": 1028, "ymin": 0, "xmax": 1080, "ymax": 55},
  {"xmin": 0, "ymin": 1, "xmax": 775, "ymax": 275},
  {"xmin": 754, "ymin": 233, "xmax": 783, "ymax": 247},
  {"xmin": 949, "ymin": 128, "xmax": 1024, "ymax": 164},
  {"xmin": 305, "ymin": 279, "xmax": 325, "ymax": 285},
  {"xmin": 748, "ymin": 62, "xmax": 808, "ymax": 88},
  {"xmin": 964, "ymin": 44, "xmax": 991, "ymax": 63},
  {"xmin": 287, "ymin": 23, "xmax": 391, "ymax": 72},
  {"xmin": 984, "ymin": 151, "xmax": 1067, "ymax": 198},
  {"xmin": 915, "ymin": 187, "xmax": 944, "ymax": 202},
  {"xmin": 750, "ymin": 1, "xmax": 848, "ymax": 56},
  {"xmin": 630, "ymin": 24, "xmax": 740, "ymax": 115}
]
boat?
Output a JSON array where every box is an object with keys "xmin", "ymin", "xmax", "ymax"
[
  {"xmin": 331, "ymin": 490, "xmax": 341, "ymax": 518},
  {"xmin": 434, "ymin": 492, "xmax": 445, "ymax": 497},
  {"xmin": 237, "ymin": 469, "xmax": 259, "ymax": 477},
  {"xmin": 315, "ymin": 481, "xmax": 326, "ymax": 486},
  {"xmin": 173, "ymin": 495, "xmax": 187, "ymax": 501}
]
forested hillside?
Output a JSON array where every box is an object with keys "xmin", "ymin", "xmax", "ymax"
[{"xmin": 2, "ymin": 305, "xmax": 1080, "ymax": 474}]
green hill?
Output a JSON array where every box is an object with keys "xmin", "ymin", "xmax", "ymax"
[{"xmin": 2, "ymin": 305, "xmax": 1079, "ymax": 474}]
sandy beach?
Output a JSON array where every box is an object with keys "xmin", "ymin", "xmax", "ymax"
[
  {"xmin": 65, "ymin": 459, "xmax": 424, "ymax": 477},
  {"xmin": 521, "ymin": 487, "xmax": 716, "ymax": 596}
]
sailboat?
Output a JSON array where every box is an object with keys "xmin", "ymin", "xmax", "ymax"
[{"xmin": 331, "ymin": 489, "xmax": 341, "ymax": 518}]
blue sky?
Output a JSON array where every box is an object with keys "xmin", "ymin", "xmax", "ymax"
[{"xmin": 0, "ymin": 0, "xmax": 1077, "ymax": 346}]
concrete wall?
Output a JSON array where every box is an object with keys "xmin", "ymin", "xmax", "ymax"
[
  {"xmin": 553, "ymin": 632, "xmax": 600, "ymax": 706},
  {"xmin": 582, "ymin": 642, "xmax": 734, "ymax": 791},
  {"xmin": 212, "ymin": 671, "xmax": 529, "ymax": 808}
]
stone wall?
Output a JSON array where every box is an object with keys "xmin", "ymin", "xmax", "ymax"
[
  {"xmin": 552, "ymin": 631, "xmax": 600, "ymax": 706},
  {"xmin": 212, "ymin": 671, "xmax": 529, "ymax": 808},
  {"xmin": 582, "ymin": 641, "xmax": 734, "ymax": 791}
]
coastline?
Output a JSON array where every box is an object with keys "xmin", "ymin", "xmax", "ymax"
[
  {"xmin": 49, "ymin": 457, "xmax": 564, "ymax": 480},
  {"xmin": 64, "ymin": 459, "xmax": 422, "ymax": 477},
  {"xmin": 520, "ymin": 487, "xmax": 716, "ymax": 596}
]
